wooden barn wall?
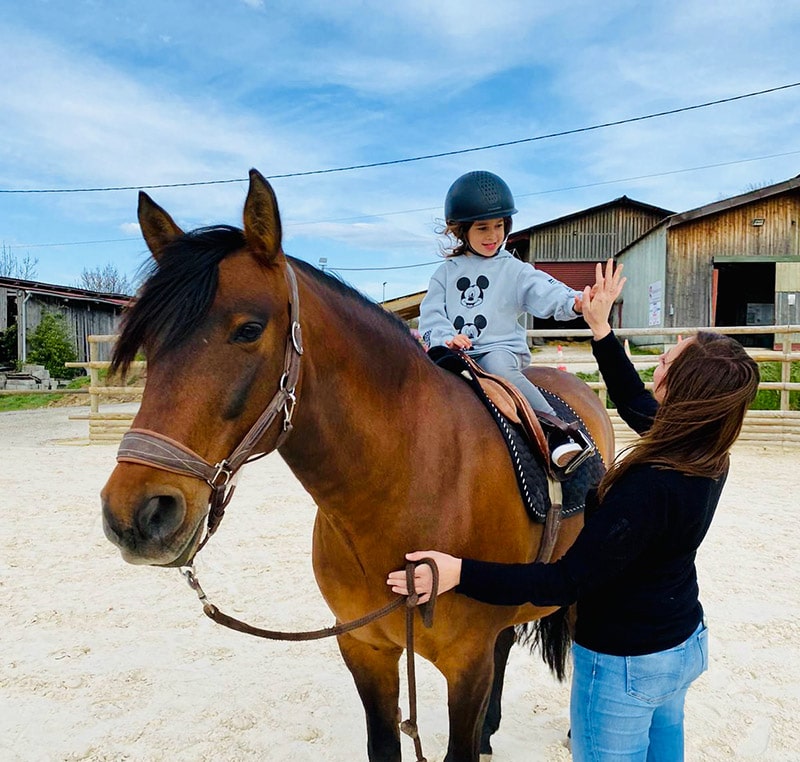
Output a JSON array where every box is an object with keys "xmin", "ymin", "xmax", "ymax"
[
  {"xmin": 532, "ymin": 261, "xmax": 596, "ymax": 291},
  {"xmin": 616, "ymin": 226, "xmax": 668, "ymax": 345},
  {"xmin": 774, "ymin": 262, "xmax": 800, "ymax": 333},
  {"xmin": 528, "ymin": 206, "xmax": 666, "ymax": 263},
  {"xmin": 22, "ymin": 295, "xmax": 122, "ymax": 365},
  {"xmin": 0, "ymin": 286, "xmax": 13, "ymax": 330},
  {"xmin": 666, "ymin": 193, "xmax": 800, "ymax": 328}
]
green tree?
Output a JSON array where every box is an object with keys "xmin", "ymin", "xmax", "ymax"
[
  {"xmin": 0, "ymin": 323, "xmax": 17, "ymax": 366},
  {"xmin": 27, "ymin": 313, "xmax": 80, "ymax": 379}
]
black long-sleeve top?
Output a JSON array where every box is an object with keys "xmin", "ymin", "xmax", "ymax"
[{"xmin": 458, "ymin": 331, "xmax": 724, "ymax": 656}]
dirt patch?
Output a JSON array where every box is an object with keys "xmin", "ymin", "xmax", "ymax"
[{"xmin": 2, "ymin": 407, "xmax": 797, "ymax": 761}]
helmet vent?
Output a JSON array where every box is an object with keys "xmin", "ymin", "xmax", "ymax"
[{"xmin": 444, "ymin": 170, "xmax": 517, "ymax": 222}]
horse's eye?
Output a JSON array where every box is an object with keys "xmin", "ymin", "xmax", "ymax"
[{"xmin": 233, "ymin": 322, "xmax": 264, "ymax": 343}]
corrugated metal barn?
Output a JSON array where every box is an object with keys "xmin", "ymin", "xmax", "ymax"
[
  {"xmin": 616, "ymin": 175, "xmax": 800, "ymax": 347},
  {"xmin": 0, "ymin": 277, "xmax": 130, "ymax": 366}
]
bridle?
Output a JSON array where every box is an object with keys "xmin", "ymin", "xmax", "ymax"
[
  {"xmin": 115, "ymin": 261, "xmax": 304, "ymax": 554},
  {"xmin": 112, "ymin": 260, "xmax": 438, "ymax": 760}
]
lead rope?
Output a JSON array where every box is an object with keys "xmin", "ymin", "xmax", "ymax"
[
  {"xmin": 181, "ymin": 558, "xmax": 439, "ymax": 762},
  {"xmin": 400, "ymin": 560, "xmax": 439, "ymax": 762}
]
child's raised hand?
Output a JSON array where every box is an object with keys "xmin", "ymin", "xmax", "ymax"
[{"xmin": 582, "ymin": 259, "xmax": 626, "ymax": 340}]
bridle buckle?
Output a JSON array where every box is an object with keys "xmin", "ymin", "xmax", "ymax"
[{"xmin": 209, "ymin": 460, "xmax": 234, "ymax": 489}]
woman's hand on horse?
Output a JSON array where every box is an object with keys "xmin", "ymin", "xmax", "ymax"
[
  {"xmin": 386, "ymin": 551, "xmax": 463, "ymax": 605},
  {"xmin": 582, "ymin": 258, "xmax": 626, "ymax": 341}
]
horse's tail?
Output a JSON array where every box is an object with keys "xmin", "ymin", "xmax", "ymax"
[{"xmin": 516, "ymin": 606, "xmax": 574, "ymax": 682}]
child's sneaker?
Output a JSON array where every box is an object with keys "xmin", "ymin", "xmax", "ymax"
[{"xmin": 551, "ymin": 439, "xmax": 584, "ymax": 469}]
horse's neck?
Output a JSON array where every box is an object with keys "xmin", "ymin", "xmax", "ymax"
[{"xmin": 277, "ymin": 296, "xmax": 436, "ymax": 500}]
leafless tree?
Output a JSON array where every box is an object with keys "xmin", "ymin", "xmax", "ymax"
[
  {"xmin": 0, "ymin": 244, "xmax": 39, "ymax": 279},
  {"xmin": 78, "ymin": 263, "xmax": 134, "ymax": 295}
]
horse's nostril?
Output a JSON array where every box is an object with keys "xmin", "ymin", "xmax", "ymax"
[{"xmin": 135, "ymin": 494, "xmax": 184, "ymax": 540}]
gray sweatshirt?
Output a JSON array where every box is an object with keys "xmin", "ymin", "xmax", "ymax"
[{"xmin": 419, "ymin": 250, "xmax": 580, "ymax": 361}]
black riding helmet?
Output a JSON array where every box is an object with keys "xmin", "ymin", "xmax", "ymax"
[{"xmin": 444, "ymin": 171, "xmax": 518, "ymax": 223}]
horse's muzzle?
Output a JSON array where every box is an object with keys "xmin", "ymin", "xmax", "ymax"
[{"xmin": 101, "ymin": 488, "xmax": 203, "ymax": 567}]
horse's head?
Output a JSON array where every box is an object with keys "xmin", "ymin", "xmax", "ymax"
[{"xmin": 101, "ymin": 169, "xmax": 299, "ymax": 566}]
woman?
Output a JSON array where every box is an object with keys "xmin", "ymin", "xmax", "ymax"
[{"xmin": 388, "ymin": 259, "xmax": 760, "ymax": 761}]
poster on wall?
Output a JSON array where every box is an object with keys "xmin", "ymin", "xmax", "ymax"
[{"xmin": 648, "ymin": 280, "xmax": 662, "ymax": 327}]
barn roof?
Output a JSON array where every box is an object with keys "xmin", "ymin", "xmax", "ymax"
[
  {"xmin": 616, "ymin": 173, "xmax": 800, "ymax": 256},
  {"xmin": 666, "ymin": 174, "xmax": 800, "ymax": 227},
  {"xmin": 381, "ymin": 290, "xmax": 426, "ymax": 321},
  {"xmin": 508, "ymin": 195, "xmax": 675, "ymax": 243},
  {"xmin": 0, "ymin": 276, "xmax": 132, "ymax": 307}
]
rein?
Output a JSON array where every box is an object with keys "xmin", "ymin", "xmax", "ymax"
[
  {"xmin": 181, "ymin": 559, "xmax": 440, "ymax": 761},
  {"xmin": 114, "ymin": 260, "xmax": 437, "ymax": 761}
]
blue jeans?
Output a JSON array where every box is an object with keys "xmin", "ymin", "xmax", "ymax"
[
  {"xmin": 471, "ymin": 349, "xmax": 555, "ymax": 415},
  {"xmin": 570, "ymin": 622, "xmax": 708, "ymax": 761}
]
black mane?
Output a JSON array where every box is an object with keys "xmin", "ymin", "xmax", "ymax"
[
  {"xmin": 111, "ymin": 226, "xmax": 421, "ymax": 374},
  {"xmin": 289, "ymin": 258, "xmax": 421, "ymax": 350},
  {"xmin": 111, "ymin": 225, "xmax": 245, "ymax": 374}
]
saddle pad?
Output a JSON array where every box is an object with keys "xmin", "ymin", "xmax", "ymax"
[{"xmin": 429, "ymin": 346, "xmax": 604, "ymax": 523}]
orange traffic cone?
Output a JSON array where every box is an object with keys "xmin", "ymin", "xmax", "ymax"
[{"xmin": 557, "ymin": 344, "xmax": 567, "ymax": 372}]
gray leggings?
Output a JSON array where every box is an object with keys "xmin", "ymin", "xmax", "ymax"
[{"xmin": 471, "ymin": 349, "xmax": 555, "ymax": 416}]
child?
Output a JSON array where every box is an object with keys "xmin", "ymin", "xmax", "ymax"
[{"xmin": 419, "ymin": 170, "xmax": 593, "ymax": 475}]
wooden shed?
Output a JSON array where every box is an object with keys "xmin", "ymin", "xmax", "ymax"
[
  {"xmin": 0, "ymin": 277, "xmax": 131, "ymax": 366},
  {"xmin": 507, "ymin": 196, "xmax": 673, "ymax": 332},
  {"xmin": 615, "ymin": 175, "xmax": 800, "ymax": 347},
  {"xmin": 381, "ymin": 290, "xmax": 426, "ymax": 322}
]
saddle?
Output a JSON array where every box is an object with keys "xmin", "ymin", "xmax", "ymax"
[
  {"xmin": 428, "ymin": 346, "xmax": 604, "ymax": 560},
  {"xmin": 428, "ymin": 347, "xmax": 591, "ymax": 480}
]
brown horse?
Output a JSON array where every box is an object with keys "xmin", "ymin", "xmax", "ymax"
[{"xmin": 101, "ymin": 169, "xmax": 614, "ymax": 761}]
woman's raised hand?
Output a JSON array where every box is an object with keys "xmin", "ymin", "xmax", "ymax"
[{"xmin": 582, "ymin": 258, "xmax": 626, "ymax": 341}]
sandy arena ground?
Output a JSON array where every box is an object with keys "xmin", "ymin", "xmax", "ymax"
[{"xmin": 2, "ymin": 403, "xmax": 798, "ymax": 761}]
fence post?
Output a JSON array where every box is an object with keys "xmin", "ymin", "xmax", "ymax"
[
  {"xmin": 89, "ymin": 337, "xmax": 100, "ymax": 414},
  {"xmin": 781, "ymin": 331, "xmax": 791, "ymax": 412}
]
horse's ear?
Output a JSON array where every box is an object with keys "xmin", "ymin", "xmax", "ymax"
[
  {"xmin": 243, "ymin": 168, "xmax": 283, "ymax": 263},
  {"xmin": 138, "ymin": 192, "xmax": 184, "ymax": 262}
]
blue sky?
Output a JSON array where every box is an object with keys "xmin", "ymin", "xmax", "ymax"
[{"xmin": 1, "ymin": 0, "xmax": 799, "ymax": 302}]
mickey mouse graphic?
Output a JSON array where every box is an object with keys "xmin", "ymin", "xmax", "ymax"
[
  {"xmin": 453, "ymin": 314, "xmax": 487, "ymax": 341},
  {"xmin": 456, "ymin": 275, "xmax": 489, "ymax": 308}
]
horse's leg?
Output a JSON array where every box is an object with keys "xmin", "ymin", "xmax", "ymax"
[
  {"xmin": 440, "ymin": 646, "xmax": 496, "ymax": 762},
  {"xmin": 337, "ymin": 632, "xmax": 403, "ymax": 762},
  {"xmin": 480, "ymin": 626, "xmax": 516, "ymax": 755}
]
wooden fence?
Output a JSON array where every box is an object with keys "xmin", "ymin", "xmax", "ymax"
[
  {"xmin": 69, "ymin": 327, "xmax": 800, "ymax": 446},
  {"xmin": 65, "ymin": 334, "xmax": 144, "ymax": 442},
  {"xmin": 528, "ymin": 324, "xmax": 800, "ymax": 448}
]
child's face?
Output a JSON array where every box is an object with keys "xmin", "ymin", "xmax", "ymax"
[{"xmin": 467, "ymin": 218, "xmax": 505, "ymax": 257}]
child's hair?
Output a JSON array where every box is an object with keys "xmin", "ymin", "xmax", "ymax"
[
  {"xmin": 440, "ymin": 217, "xmax": 514, "ymax": 258},
  {"xmin": 597, "ymin": 332, "xmax": 760, "ymax": 500}
]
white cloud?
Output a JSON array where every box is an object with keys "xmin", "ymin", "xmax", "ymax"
[
  {"xmin": 119, "ymin": 222, "xmax": 141, "ymax": 236},
  {"xmin": 1, "ymin": 0, "xmax": 799, "ymax": 296}
]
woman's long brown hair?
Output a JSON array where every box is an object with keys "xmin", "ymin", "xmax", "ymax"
[{"xmin": 597, "ymin": 331, "xmax": 760, "ymax": 500}]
